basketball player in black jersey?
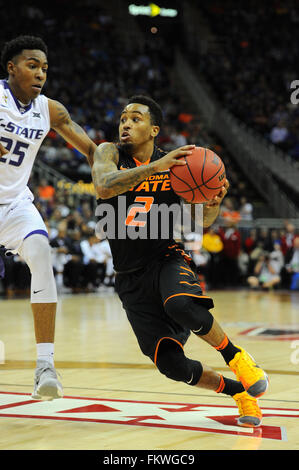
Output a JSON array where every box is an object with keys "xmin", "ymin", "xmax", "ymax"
[{"xmin": 92, "ymin": 95, "xmax": 268, "ymax": 427}]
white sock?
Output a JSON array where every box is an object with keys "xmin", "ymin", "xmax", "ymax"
[{"xmin": 37, "ymin": 343, "xmax": 54, "ymax": 366}]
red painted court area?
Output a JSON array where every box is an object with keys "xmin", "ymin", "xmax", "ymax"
[{"xmin": 0, "ymin": 391, "xmax": 297, "ymax": 441}]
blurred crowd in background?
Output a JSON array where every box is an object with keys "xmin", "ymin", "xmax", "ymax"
[
  {"xmin": 0, "ymin": 1, "xmax": 298, "ymax": 297},
  {"xmin": 1, "ymin": 183, "xmax": 298, "ymax": 297},
  {"xmin": 198, "ymin": 0, "xmax": 299, "ymax": 162}
]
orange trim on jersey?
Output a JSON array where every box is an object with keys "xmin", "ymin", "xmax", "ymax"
[
  {"xmin": 179, "ymin": 281, "xmax": 202, "ymax": 288},
  {"xmin": 215, "ymin": 335, "xmax": 229, "ymax": 351},
  {"xmin": 179, "ymin": 272, "xmax": 190, "ymax": 276},
  {"xmin": 215, "ymin": 375, "xmax": 225, "ymax": 394},
  {"xmin": 167, "ymin": 244, "xmax": 193, "ymax": 265},
  {"xmin": 133, "ymin": 157, "xmax": 151, "ymax": 167},
  {"xmin": 154, "ymin": 336, "xmax": 184, "ymax": 365},
  {"xmin": 163, "ymin": 292, "xmax": 211, "ymax": 307},
  {"xmin": 179, "ymin": 265, "xmax": 196, "ymax": 276},
  {"xmin": 176, "ymin": 248, "xmax": 192, "ymax": 259}
]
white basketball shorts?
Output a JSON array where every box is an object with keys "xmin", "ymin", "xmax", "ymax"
[{"xmin": 0, "ymin": 190, "xmax": 48, "ymax": 254}]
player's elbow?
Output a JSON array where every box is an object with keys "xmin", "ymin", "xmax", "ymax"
[
  {"xmin": 92, "ymin": 167, "xmax": 112, "ymax": 199},
  {"xmin": 95, "ymin": 184, "xmax": 113, "ymax": 200}
]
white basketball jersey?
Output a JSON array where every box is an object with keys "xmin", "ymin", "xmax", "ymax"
[{"xmin": 0, "ymin": 79, "xmax": 50, "ymax": 204}]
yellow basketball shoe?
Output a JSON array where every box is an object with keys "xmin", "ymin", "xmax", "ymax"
[
  {"xmin": 229, "ymin": 346, "xmax": 268, "ymax": 398},
  {"xmin": 233, "ymin": 391, "xmax": 262, "ymax": 427}
]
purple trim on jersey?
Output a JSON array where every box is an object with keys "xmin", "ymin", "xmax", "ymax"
[
  {"xmin": 23, "ymin": 229, "xmax": 49, "ymax": 241},
  {"xmin": 1, "ymin": 79, "xmax": 9, "ymax": 89},
  {"xmin": 1, "ymin": 79, "xmax": 33, "ymax": 114}
]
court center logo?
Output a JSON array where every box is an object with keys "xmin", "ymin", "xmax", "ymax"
[
  {"xmin": 0, "ymin": 392, "xmax": 298, "ymax": 442},
  {"xmin": 95, "ymin": 197, "xmax": 203, "ymax": 242}
]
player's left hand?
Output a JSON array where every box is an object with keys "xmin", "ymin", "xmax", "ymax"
[{"xmin": 205, "ymin": 178, "xmax": 230, "ymax": 208}]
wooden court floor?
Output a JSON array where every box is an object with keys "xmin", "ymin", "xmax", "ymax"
[{"xmin": 0, "ymin": 288, "xmax": 298, "ymax": 451}]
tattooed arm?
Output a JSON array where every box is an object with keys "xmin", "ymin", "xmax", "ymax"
[
  {"xmin": 92, "ymin": 142, "xmax": 160, "ymax": 200},
  {"xmin": 48, "ymin": 99, "xmax": 97, "ymax": 167},
  {"xmin": 92, "ymin": 143, "xmax": 195, "ymax": 199}
]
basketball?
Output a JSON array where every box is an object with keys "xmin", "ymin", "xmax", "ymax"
[{"xmin": 169, "ymin": 147, "xmax": 226, "ymax": 203}]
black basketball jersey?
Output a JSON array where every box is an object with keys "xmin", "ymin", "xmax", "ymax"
[{"xmin": 96, "ymin": 145, "xmax": 183, "ymax": 272}]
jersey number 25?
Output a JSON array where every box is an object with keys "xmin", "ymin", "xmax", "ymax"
[{"xmin": 0, "ymin": 137, "xmax": 29, "ymax": 167}]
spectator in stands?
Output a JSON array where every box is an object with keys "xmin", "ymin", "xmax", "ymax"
[
  {"xmin": 38, "ymin": 178, "xmax": 55, "ymax": 202},
  {"xmin": 80, "ymin": 201, "xmax": 94, "ymax": 228},
  {"xmin": 63, "ymin": 229, "xmax": 85, "ymax": 292},
  {"xmin": 239, "ymin": 196, "xmax": 253, "ymax": 222},
  {"xmin": 270, "ymin": 242, "xmax": 284, "ymax": 276},
  {"xmin": 100, "ymin": 237, "xmax": 115, "ymax": 287},
  {"xmin": 191, "ymin": 247, "xmax": 210, "ymax": 277},
  {"xmin": 202, "ymin": 227, "xmax": 224, "ymax": 288},
  {"xmin": 280, "ymin": 221, "xmax": 296, "ymax": 256},
  {"xmin": 243, "ymin": 228, "xmax": 258, "ymax": 255},
  {"xmin": 238, "ymin": 196, "xmax": 254, "ymax": 240},
  {"xmin": 66, "ymin": 210, "xmax": 84, "ymax": 232},
  {"xmin": 257, "ymin": 227, "xmax": 273, "ymax": 252},
  {"xmin": 1, "ymin": 252, "xmax": 31, "ymax": 298},
  {"xmin": 184, "ymin": 232, "xmax": 210, "ymax": 290},
  {"xmin": 269, "ymin": 120, "xmax": 289, "ymax": 150},
  {"xmin": 50, "ymin": 223, "xmax": 71, "ymax": 289},
  {"xmin": 248, "ymin": 240, "xmax": 266, "ymax": 275},
  {"xmin": 271, "ymin": 104, "xmax": 289, "ymax": 127},
  {"xmin": 268, "ymin": 229, "xmax": 281, "ymax": 252},
  {"xmin": 48, "ymin": 207, "xmax": 64, "ymax": 239},
  {"xmin": 80, "ymin": 234, "xmax": 106, "ymax": 290},
  {"xmin": 55, "ymin": 191, "xmax": 71, "ymax": 219},
  {"xmin": 247, "ymin": 251, "xmax": 281, "ymax": 290},
  {"xmin": 218, "ymin": 219, "xmax": 241, "ymax": 286},
  {"xmin": 169, "ymin": 126, "xmax": 187, "ymax": 147},
  {"xmin": 285, "ymin": 236, "xmax": 299, "ymax": 290},
  {"xmin": 238, "ymin": 249, "xmax": 250, "ymax": 285},
  {"xmin": 219, "ymin": 197, "xmax": 241, "ymax": 225},
  {"xmin": 39, "ymin": 138, "xmax": 60, "ymax": 165}
]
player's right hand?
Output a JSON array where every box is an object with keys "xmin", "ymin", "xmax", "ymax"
[
  {"xmin": 0, "ymin": 141, "xmax": 9, "ymax": 157},
  {"xmin": 155, "ymin": 145, "xmax": 195, "ymax": 172}
]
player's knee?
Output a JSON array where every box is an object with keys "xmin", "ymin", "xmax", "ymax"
[
  {"xmin": 164, "ymin": 294, "xmax": 191, "ymax": 321},
  {"xmin": 190, "ymin": 303, "xmax": 214, "ymax": 336},
  {"xmin": 164, "ymin": 296, "xmax": 213, "ymax": 335},
  {"xmin": 155, "ymin": 339, "xmax": 203, "ymax": 386},
  {"xmin": 21, "ymin": 234, "xmax": 52, "ymax": 272}
]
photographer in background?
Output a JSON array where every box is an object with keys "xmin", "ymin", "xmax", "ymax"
[{"xmin": 247, "ymin": 248, "xmax": 282, "ymax": 291}]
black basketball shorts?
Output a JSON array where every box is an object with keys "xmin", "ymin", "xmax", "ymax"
[{"xmin": 115, "ymin": 251, "xmax": 214, "ymax": 364}]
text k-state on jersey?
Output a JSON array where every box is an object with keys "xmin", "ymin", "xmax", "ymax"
[{"xmin": 0, "ymin": 79, "xmax": 50, "ymax": 204}]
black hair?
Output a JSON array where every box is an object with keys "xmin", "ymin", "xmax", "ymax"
[
  {"xmin": 1, "ymin": 35, "xmax": 48, "ymax": 71},
  {"xmin": 127, "ymin": 95, "xmax": 163, "ymax": 128}
]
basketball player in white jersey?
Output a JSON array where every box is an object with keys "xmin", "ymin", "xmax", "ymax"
[{"xmin": 0, "ymin": 35, "xmax": 97, "ymax": 400}]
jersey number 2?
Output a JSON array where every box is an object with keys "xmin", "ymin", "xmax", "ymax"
[
  {"xmin": 0, "ymin": 137, "xmax": 29, "ymax": 167},
  {"xmin": 125, "ymin": 196, "xmax": 154, "ymax": 227}
]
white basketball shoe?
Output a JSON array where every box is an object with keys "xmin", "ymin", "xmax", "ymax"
[{"xmin": 32, "ymin": 360, "xmax": 63, "ymax": 400}]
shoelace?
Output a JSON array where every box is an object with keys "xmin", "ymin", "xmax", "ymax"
[
  {"xmin": 234, "ymin": 351, "xmax": 261, "ymax": 378},
  {"xmin": 36, "ymin": 365, "xmax": 62, "ymax": 382}
]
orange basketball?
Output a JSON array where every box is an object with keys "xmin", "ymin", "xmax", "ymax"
[{"xmin": 169, "ymin": 147, "xmax": 226, "ymax": 203}]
